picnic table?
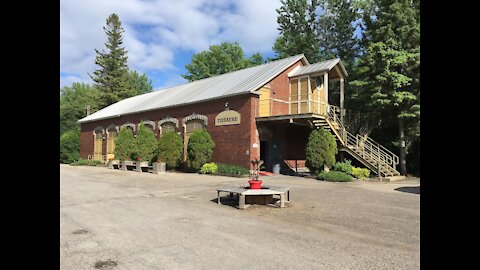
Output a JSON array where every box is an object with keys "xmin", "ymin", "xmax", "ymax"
[{"xmin": 217, "ymin": 186, "xmax": 290, "ymax": 209}]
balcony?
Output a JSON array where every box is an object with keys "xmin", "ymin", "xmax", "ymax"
[{"xmin": 254, "ymin": 95, "xmax": 330, "ymax": 118}]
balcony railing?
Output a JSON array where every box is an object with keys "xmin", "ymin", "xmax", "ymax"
[{"xmin": 255, "ymin": 95, "xmax": 329, "ymax": 117}]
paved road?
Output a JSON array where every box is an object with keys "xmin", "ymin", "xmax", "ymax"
[{"xmin": 60, "ymin": 164, "xmax": 420, "ymax": 270}]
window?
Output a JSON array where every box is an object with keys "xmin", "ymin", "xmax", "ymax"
[{"xmin": 161, "ymin": 122, "xmax": 176, "ymax": 135}]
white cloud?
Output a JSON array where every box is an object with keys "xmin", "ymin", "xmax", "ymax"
[{"xmin": 60, "ymin": 0, "xmax": 282, "ymax": 87}]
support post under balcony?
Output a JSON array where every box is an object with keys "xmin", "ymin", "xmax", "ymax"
[{"xmin": 340, "ymin": 78, "xmax": 344, "ymax": 124}]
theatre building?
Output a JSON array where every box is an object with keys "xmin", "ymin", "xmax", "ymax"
[{"xmin": 78, "ymin": 54, "xmax": 401, "ymax": 177}]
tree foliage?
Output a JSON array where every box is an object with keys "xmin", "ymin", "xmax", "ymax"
[
  {"xmin": 134, "ymin": 122, "xmax": 158, "ymax": 162},
  {"xmin": 90, "ymin": 13, "xmax": 135, "ymax": 107},
  {"xmin": 60, "ymin": 83, "xmax": 101, "ymax": 135},
  {"xmin": 186, "ymin": 130, "xmax": 215, "ymax": 171},
  {"xmin": 114, "ymin": 127, "xmax": 135, "ymax": 161},
  {"xmin": 157, "ymin": 132, "xmax": 183, "ymax": 169},
  {"xmin": 60, "ymin": 129, "xmax": 80, "ymax": 163},
  {"xmin": 182, "ymin": 42, "xmax": 263, "ymax": 81},
  {"xmin": 350, "ymin": 0, "xmax": 420, "ymax": 174},
  {"xmin": 305, "ymin": 128, "xmax": 338, "ymax": 174},
  {"xmin": 129, "ymin": 70, "xmax": 153, "ymax": 96},
  {"xmin": 273, "ymin": 0, "xmax": 358, "ymax": 68}
]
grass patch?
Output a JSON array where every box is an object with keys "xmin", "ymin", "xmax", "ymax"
[
  {"xmin": 70, "ymin": 159, "xmax": 104, "ymax": 166},
  {"xmin": 317, "ymin": 171, "xmax": 353, "ymax": 182}
]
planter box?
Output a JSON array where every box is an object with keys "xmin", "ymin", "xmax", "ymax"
[
  {"xmin": 135, "ymin": 161, "xmax": 149, "ymax": 172},
  {"xmin": 152, "ymin": 162, "xmax": 166, "ymax": 174}
]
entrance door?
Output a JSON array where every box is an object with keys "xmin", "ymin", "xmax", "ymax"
[
  {"xmin": 260, "ymin": 141, "xmax": 268, "ymax": 170},
  {"xmin": 94, "ymin": 131, "xmax": 103, "ymax": 161}
]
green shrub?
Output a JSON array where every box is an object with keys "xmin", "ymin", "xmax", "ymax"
[
  {"xmin": 186, "ymin": 129, "xmax": 215, "ymax": 171},
  {"xmin": 352, "ymin": 167, "xmax": 370, "ymax": 179},
  {"xmin": 114, "ymin": 127, "xmax": 136, "ymax": 161},
  {"xmin": 317, "ymin": 171, "xmax": 353, "ymax": 182},
  {"xmin": 157, "ymin": 131, "xmax": 183, "ymax": 169},
  {"xmin": 60, "ymin": 129, "xmax": 80, "ymax": 163},
  {"xmin": 70, "ymin": 159, "xmax": 103, "ymax": 166},
  {"xmin": 200, "ymin": 162, "xmax": 218, "ymax": 174},
  {"xmin": 333, "ymin": 159, "xmax": 353, "ymax": 175},
  {"xmin": 305, "ymin": 128, "xmax": 338, "ymax": 174},
  {"xmin": 217, "ymin": 163, "xmax": 249, "ymax": 175},
  {"xmin": 135, "ymin": 122, "xmax": 158, "ymax": 162}
]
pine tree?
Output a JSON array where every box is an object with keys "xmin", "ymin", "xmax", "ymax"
[
  {"xmin": 90, "ymin": 13, "xmax": 134, "ymax": 107},
  {"xmin": 350, "ymin": 0, "xmax": 420, "ymax": 175},
  {"xmin": 273, "ymin": 0, "xmax": 321, "ymax": 62},
  {"xmin": 273, "ymin": 0, "xmax": 358, "ymax": 66},
  {"xmin": 129, "ymin": 70, "xmax": 153, "ymax": 96}
]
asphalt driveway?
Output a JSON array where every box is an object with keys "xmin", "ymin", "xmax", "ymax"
[{"xmin": 60, "ymin": 164, "xmax": 419, "ymax": 270}]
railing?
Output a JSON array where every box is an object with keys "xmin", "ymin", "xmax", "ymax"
[
  {"xmin": 255, "ymin": 95, "xmax": 328, "ymax": 117},
  {"xmin": 327, "ymin": 104, "xmax": 399, "ymax": 174},
  {"xmin": 343, "ymin": 131, "xmax": 399, "ymax": 172},
  {"xmin": 326, "ymin": 104, "xmax": 347, "ymax": 144}
]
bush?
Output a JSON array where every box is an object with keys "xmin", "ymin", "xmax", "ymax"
[
  {"xmin": 305, "ymin": 128, "xmax": 338, "ymax": 174},
  {"xmin": 217, "ymin": 163, "xmax": 249, "ymax": 175},
  {"xmin": 186, "ymin": 129, "xmax": 215, "ymax": 171},
  {"xmin": 157, "ymin": 131, "xmax": 183, "ymax": 169},
  {"xmin": 200, "ymin": 162, "xmax": 218, "ymax": 174},
  {"xmin": 317, "ymin": 171, "xmax": 353, "ymax": 182},
  {"xmin": 135, "ymin": 122, "xmax": 158, "ymax": 162},
  {"xmin": 333, "ymin": 159, "xmax": 353, "ymax": 175},
  {"xmin": 70, "ymin": 159, "xmax": 103, "ymax": 166},
  {"xmin": 352, "ymin": 167, "xmax": 370, "ymax": 179},
  {"xmin": 114, "ymin": 127, "xmax": 136, "ymax": 161},
  {"xmin": 60, "ymin": 129, "xmax": 80, "ymax": 163}
]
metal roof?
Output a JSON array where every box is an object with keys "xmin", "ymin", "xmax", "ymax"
[
  {"xmin": 78, "ymin": 54, "xmax": 307, "ymax": 123},
  {"xmin": 288, "ymin": 58, "xmax": 348, "ymax": 78}
]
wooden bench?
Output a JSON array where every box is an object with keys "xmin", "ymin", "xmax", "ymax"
[{"xmin": 217, "ymin": 186, "xmax": 290, "ymax": 209}]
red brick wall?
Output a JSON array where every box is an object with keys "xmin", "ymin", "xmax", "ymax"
[{"xmin": 81, "ymin": 94, "xmax": 260, "ymax": 169}]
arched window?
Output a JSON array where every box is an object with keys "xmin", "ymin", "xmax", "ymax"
[
  {"xmin": 140, "ymin": 120, "xmax": 155, "ymax": 133},
  {"xmin": 161, "ymin": 122, "xmax": 176, "ymax": 135},
  {"xmin": 185, "ymin": 119, "xmax": 205, "ymax": 136},
  {"xmin": 93, "ymin": 127, "xmax": 104, "ymax": 161},
  {"xmin": 122, "ymin": 123, "xmax": 136, "ymax": 134},
  {"xmin": 158, "ymin": 117, "xmax": 179, "ymax": 137}
]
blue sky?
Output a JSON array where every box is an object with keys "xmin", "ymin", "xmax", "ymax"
[{"xmin": 60, "ymin": 0, "xmax": 283, "ymax": 90}]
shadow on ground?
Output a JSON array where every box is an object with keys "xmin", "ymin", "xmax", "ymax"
[
  {"xmin": 395, "ymin": 186, "xmax": 420, "ymax": 195},
  {"xmin": 210, "ymin": 195, "xmax": 239, "ymax": 209}
]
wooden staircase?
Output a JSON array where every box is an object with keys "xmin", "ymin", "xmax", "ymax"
[{"xmin": 312, "ymin": 105, "xmax": 401, "ymax": 177}]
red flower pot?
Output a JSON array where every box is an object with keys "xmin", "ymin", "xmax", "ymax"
[{"xmin": 248, "ymin": 180, "xmax": 262, "ymax": 189}]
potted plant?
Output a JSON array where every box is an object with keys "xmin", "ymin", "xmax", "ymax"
[{"xmin": 248, "ymin": 158, "xmax": 264, "ymax": 189}]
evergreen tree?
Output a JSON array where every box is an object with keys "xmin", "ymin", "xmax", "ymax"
[
  {"xmin": 350, "ymin": 0, "xmax": 420, "ymax": 175},
  {"xmin": 305, "ymin": 128, "xmax": 338, "ymax": 174},
  {"xmin": 273, "ymin": 0, "xmax": 321, "ymax": 62},
  {"xmin": 114, "ymin": 127, "xmax": 136, "ymax": 161},
  {"xmin": 90, "ymin": 13, "xmax": 134, "ymax": 107},
  {"xmin": 157, "ymin": 132, "xmax": 183, "ymax": 169},
  {"xmin": 135, "ymin": 122, "xmax": 158, "ymax": 162},
  {"xmin": 129, "ymin": 70, "xmax": 153, "ymax": 96},
  {"xmin": 186, "ymin": 130, "xmax": 215, "ymax": 171},
  {"xmin": 182, "ymin": 42, "xmax": 263, "ymax": 81},
  {"xmin": 273, "ymin": 0, "xmax": 358, "ymax": 66}
]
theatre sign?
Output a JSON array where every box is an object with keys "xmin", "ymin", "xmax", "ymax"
[{"xmin": 215, "ymin": 109, "xmax": 241, "ymax": 126}]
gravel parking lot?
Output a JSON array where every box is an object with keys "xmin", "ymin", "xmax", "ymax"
[{"xmin": 60, "ymin": 164, "xmax": 419, "ymax": 270}]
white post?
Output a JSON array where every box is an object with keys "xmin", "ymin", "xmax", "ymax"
[
  {"xmin": 324, "ymin": 72, "xmax": 329, "ymax": 111},
  {"xmin": 340, "ymin": 78, "xmax": 344, "ymax": 124}
]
